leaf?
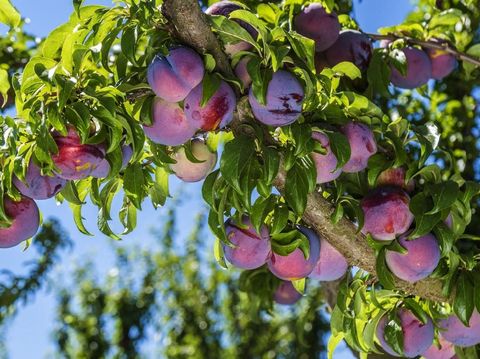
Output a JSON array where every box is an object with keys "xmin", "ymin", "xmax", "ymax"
[
  {"xmin": 375, "ymin": 248, "xmax": 395, "ymax": 290},
  {"xmin": 0, "ymin": 0, "xmax": 21, "ymax": 27},
  {"xmin": 327, "ymin": 132, "xmax": 351, "ymax": 170},
  {"xmin": 200, "ymin": 72, "xmax": 221, "ymax": 107},
  {"xmin": 284, "ymin": 160, "xmax": 314, "ymax": 216},
  {"xmin": 425, "ymin": 181, "xmax": 459, "ymax": 215},
  {"xmin": 463, "ymin": 44, "xmax": 480, "ymax": 78},
  {"xmin": 213, "ymin": 237, "xmax": 228, "ymax": 269},
  {"xmin": 123, "ymin": 163, "xmax": 145, "ymax": 209},
  {"xmin": 332, "ymin": 62, "xmax": 362, "ymax": 80},
  {"xmin": 0, "ymin": 69, "xmax": 10, "ymax": 105},
  {"xmin": 292, "ymin": 278, "xmax": 305, "ymax": 294},
  {"xmin": 454, "ymin": 273, "xmax": 474, "ymax": 326}
]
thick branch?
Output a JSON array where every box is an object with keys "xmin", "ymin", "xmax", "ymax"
[
  {"xmin": 365, "ymin": 32, "xmax": 480, "ymax": 67},
  {"xmin": 162, "ymin": 0, "xmax": 451, "ymax": 304}
]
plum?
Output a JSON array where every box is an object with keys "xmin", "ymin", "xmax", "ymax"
[
  {"xmin": 361, "ymin": 187, "xmax": 414, "ymax": 241},
  {"xmin": 268, "ymin": 226, "xmax": 320, "ymax": 281},
  {"xmin": 147, "ymin": 47, "xmax": 205, "ymax": 102},
  {"xmin": 143, "ymin": 97, "xmax": 197, "ymax": 146},
  {"xmin": 248, "ymin": 70, "xmax": 304, "ymax": 127},
  {"xmin": 315, "ymin": 52, "xmax": 329, "ymax": 73},
  {"xmin": 169, "ymin": 139, "xmax": 217, "ymax": 182},
  {"xmin": 91, "ymin": 145, "xmax": 133, "ymax": 178},
  {"xmin": 0, "ymin": 196, "xmax": 40, "ymax": 248},
  {"xmin": 234, "ymin": 57, "xmax": 252, "ymax": 89},
  {"xmin": 294, "ymin": 3, "xmax": 340, "ymax": 52},
  {"xmin": 309, "ymin": 236, "xmax": 347, "ymax": 281},
  {"xmin": 376, "ymin": 309, "xmax": 434, "ymax": 357},
  {"xmin": 439, "ymin": 310, "xmax": 480, "ymax": 347},
  {"xmin": 422, "ymin": 336, "xmax": 456, "ymax": 359},
  {"xmin": 341, "ymin": 122, "xmax": 377, "ymax": 173},
  {"xmin": 385, "ymin": 233, "xmax": 440, "ymax": 283},
  {"xmin": 376, "ymin": 167, "xmax": 415, "ymax": 192},
  {"xmin": 52, "ymin": 128, "xmax": 105, "ymax": 180},
  {"xmin": 13, "ymin": 160, "xmax": 66, "ymax": 200},
  {"xmin": 425, "ymin": 41, "xmax": 457, "ymax": 80},
  {"xmin": 184, "ymin": 80, "xmax": 236, "ymax": 131},
  {"xmin": 311, "ymin": 131, "xmax": 342, "ymax": 184},
  {"xmin": 205, "ymin": 1, "xmax": 258, "ymax": 56},
  {"xmin": 390, "ymin": 47, "xmax": 432, "ymax": 89},
  {"xmin": 273, "ymin": 281, "xmax": 302, "ymax": 305},
  {"xmin": 325, "ymin": 30, "xmax": 373, "ymax": 71},
  {"xmin": 223, "ymin": 217, "xmax": 271, "ymax": 270}
]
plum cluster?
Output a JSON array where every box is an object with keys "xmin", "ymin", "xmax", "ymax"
[{"xmin": 222, "ymin": 217, "xmax": 348, "ymax": 306}]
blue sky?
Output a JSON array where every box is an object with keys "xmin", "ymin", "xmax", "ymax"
[{"xmin": 0, "ymin": 0, "xmax": 414, "ymax": 357}]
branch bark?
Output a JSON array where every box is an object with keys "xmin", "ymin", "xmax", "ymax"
[{"xmin": 162, "ymin": 0, "xmax": 452, "ymax": 304}]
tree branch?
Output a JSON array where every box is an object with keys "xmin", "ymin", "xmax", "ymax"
[
  {"xmin": 365, "ymin": 32, "xmax": 480, "ymax": 67},
  {"xmin": 161, "ymin": 0, "xmax": 451, "ymax": 304}
]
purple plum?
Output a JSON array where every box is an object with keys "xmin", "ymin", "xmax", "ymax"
[
  {"xmin": 13, "ymin": 160, "xmax": 66, "ymax": 200},
  {"xmin": 274, "ymin": 281, "xmax": 302, "ymax": 305},
  {"xmin": 234, "ymin": 57, "xmax": 252, "ymax": 89},
  {"xmin": 390, "ymin": 47, "xmax": 432, "ymax": 89},
  {"xmin": 325, "ymin": 30, "xmax": 373, "ymax": 71},
  {"xmin": 0, "ymin": 195, "xmax": 40, "ymax": 248},
  {"xmin": 376, "ymin": 167, "xmax": 415, "ymax": 192},
  {"xmin": 169, "ymin": 139, "xmax": 217, "ymax": 182},
  {"xmin": 422, "ymin": 336, "xmax": 456, "ymax": 359},
  {"xmin": 439, "ymin": 310, "xmax": 480, "ymax": 347},
  {"xmin": 341, "ymin": 122, "xmax": 377, "ymax": 173},
  {"xmin": 309, "ymin": 237, "xmax": 348, "ymax": 281},
  {"xmin": 311, "ymin": 131, "xmax": 342, "ymax": 184}
]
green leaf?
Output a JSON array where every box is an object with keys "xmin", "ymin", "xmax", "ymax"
[
  {"xmin": 454, "ymin": 273, "xmax": 474, "ymax": 326},
  {"xmin": 0, "ymin": 69, "xmax": 10, "ymax": 105},
  {"xmin": 327, "ymin": 132, "xmax": 351, "ymax": 170},
  {"xmin": 291, "ymin": 278, "xmax": 305, "ymax": 294},
  {"xmin": 384, "ymin": 311, "xmax": 404, "ymax": 356},
  {"xmin": 200, "ymin": 72, "xmax": 221, "ymax": 107},
  {"xmin": 123, "ymin": 163, "xmax": 145, "ymax": 209},
  {"xmin": 425, "ymin": 181, "xmax": 459, "ymax": 215},
  {"xmin": 0, "ymin": 0, "xmax": 21, "ymax": 27},
  {"xmin": 375, "ymin": 248, "xmax": 395, "ymax": 290},
  {"xmin": 332, "ymin": 62, "xmax": 362, "ymax": 80},
  {"xmin": 220, "ymin": 136, "xmax": 256, "ymax": 194},
  {"xmin": 284, "ymin": 160, "xmax": 314, "ymax": 216},
  {"xmin": 463, "ymin": 44, "xmax": 480, "ymax": 78}
]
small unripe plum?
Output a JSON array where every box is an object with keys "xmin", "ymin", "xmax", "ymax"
[
  {"xmin": 308, "ymin": 237, "xmax": 348, "ymax": 281},
  {"xmin": 376, "ymin": 167, "xmax": 415, "ymax": 192},
  {"xmin": 390, "ymin": 47, "xmax": 432, "ymax": 89},
  {"xmin": 376, "ymin": 309, "xmax": 434, "ymax": 358},
  {"xmin": 438, "ymin": 310, "xmax": 480, "ymax": 347},
  {"xmin": 385, "ymin": 233, "xmax": 440, "ymax": 283},
  {"xmin": 206, "ymin": 1, "xmax": 258, "ymax": 56},
  {"xmin": 52, "ymin": 128, "xmax": 106, "ymax": 180},
  {"xmin": 294, "ymin": 3, "xmax": 340, "ymax": 52},
  {"xmin": 0, "ymin": 196, "xmax": 40, "ymax": 248},
  {"xmin": 234, "ymin": 57, "xmax": 252, "ymax": 89},
  {"xmin": 147, "ymin": 47, "xmax": 205, "ymax": 102},
  {"xmin": 422, "ymin": 336, "xmax": 456, "ymax": 359},
  {"xmin": 143, "ymin": 97, "xmax": 197, "ymax": 146},
  {"xmin": 13, "ymin": 160, "xmax": 66, "ymax": 200},
  {"xmin": 311, "ymin": 132, "xmax": 341, "ymax": 184},
  {"xmin": 274, "ymin": 281, "xmax": 302, "ymax": 305},
  {"xmin": 361, "ymin": 187, "xmax": 414, "ymax": 241},
  {"xmin": 268, "ymin": 226, "xmax": 320, "ymax": 281},
  {"xmin": 444, "ymin": 213, "xmax": 453, "ymax": 229},
  {"xmin": 91, "ymin": 145, "xmax": 133, "ymax": 178},
  {"xmin": 315, "ymin": 52, "xmax": 329, "ymax": 73},
  {"xmin": 425, "ymin": 43, "xmax": 457, "ymax": 80},
  {"xmin": 169, "ymin": 139, "xmax": 217, "ymax": 182},
  {"xmin": 325, "ymin": 30, "xmax": 373, "ymax": 71},
  {"xmin": 184, "ymin": 80, "xmax": 236, "ymax": 131},
  {"xmin": 223, "ymin": 217, "xmax": 271, "ymax": 270},
  {"xmin": 248, "ymin": 70, "xmax": 304, "ymax": 127},
  {"xmin": 341, "ymin": 122, "xmax": 377, "ymax": 173}
]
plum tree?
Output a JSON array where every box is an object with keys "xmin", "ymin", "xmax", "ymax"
[
  {"xmin": 248, "ymin": 70, "xmax": 304, "ymax": 126},
  {"xmin": 0, "ymin": 196, "xmax": 40, "ymax": 248},
  {"xmin": 13, "ymin": 160, "xmax": 66, "ymax": 200},
  {"xmin": 308, "ymin": 236, "xmax": 347, "ymax": 281},
  {"xmin": 341, "ymin": 121, "xmax": 377, "ymax": 173},
  {"xmin": 184, "ymin": 80, "xmax": 236, "ymax": 131},
  {"xmin": 376, "ymin": 309, "xmax": 434, "ymax": 357},
  {"xmin": 143, "ymin": 97, "xmax": 197, "ymax": 146},
  {"xmin": 390, "ymin": 47, "xmax": 432, "ymax": 89},
  {"xmin": 294, "ymin": 3, "xmax": 340, "ymax": 52},
  {"xmin": 268, "ymin": 226, "xmax": 320, "ymax": 281},
  {"xmin": 147, "ymin": 47, "xmax": 205, "ymax": 102},
  {"xmin": 169, "ymin": 139, "xmax": 217, "ymax": 182},
  {"xmin": 439, "ymin": 310, "xmax": 480, "ymax": 347},
  {"xmin": 361, "ymin": 187, "xmax": 414, "ymax": 241},
  {"xmin": 51, "ymin": 128, "xmax": 106, "ymax": 180},
  {"xmin": 273, "ymin": 281, "xmax": 302, "ymax": 305},
  {"xmin": 223, "ymin": 217, "xmax": 271, "ymax": 270},
  {"xmin": 421, "ymin": 336, "xmax": 456, "ymax": 359},
  {"xmin": 385, "ymin": 233, "xmax": 440, "ymax": 282},
  {"xmin": 311, "ymin": 131, "xmax": 342, "ymax": 184},
  {"xmin": 376, "ymin": 167, "xmax": 415, "ymax": 192},
  {"xmin": 324, "ymin": 30, "xmax": 373, "ymax": 71}
]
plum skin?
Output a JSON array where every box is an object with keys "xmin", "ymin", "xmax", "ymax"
[
  {"xmin": 341, "ymin": 122, "xmax": 377, "ymax": 173},
  {"xmin": 294, "ymin": 3, "xmax": 340, "ymax": 52},
  {"xmin": 376, "ymin": 167, "xmax": 415, "ymax": 192},
  {"xmin": 143, "ymin": 97, "xmax": 197, "ymax": 146},
  {"xmin": 390, "ymin": 47, "xmax": 432, "ymax": 89},
  {"xmin": 268, "ymin": 226, "xmax": 321, "ymax": 281},
  {"xmin": 248, "ymin": 70, "xmax": 304, "ymax": 127},
  {"xmin": 361, "ymin": 187, "xmax": 414, "ymax": 241},
  {"xmin": 52, "ymin": 128, "xmax": 106, "ymax": 180},
  {"xmin": 311, "ymin": 132, "xmax": 342, "ymax": 184},
  {"xmin": 422, "ymin": 336, "xmax": 456, "ymax": 359},
  {"xmin": 376, "ymin": 309, "xmax": 434, "ymax": 358},
  {"xmin": 385, "ymin": 232, "xmax": 440, "ymax": 283},
  {"xmin": 223, "ymin": 217, "xmax": 271, "ymax": 270},
  {"xmin": 274, "ymin": 281, "xmax": 302, "ymax": 305},
  {"xmin": 325, "ymin": 30, "xmax": 373, "ymax": 71},
  {"xmin": 147, "ymin": 47, "xmax": 205, "ymax": 102},
  {"xmin": 438, "ymin": 310, "xmax": 480, "ymax": 347},
  {"xmin": 184, "ymin": 80, "xmax": 236, "ymax": 131},
  {"xmin": 91, "ymin": 145, "xmax": 134, "ymax": 179},
  {"xmin": 13, "ymin": 160, "xmax": 66, "ymax": 200},
  {"xmin": 169, "ymin": 139, "xmax": 217, "ymax": 183},
  {"xmin": 0, "ymin": 196, "xmax": 40, "ymax": 248},
  {"xmin": 425, "ymin": 47, "xmax": 457, "ymax": 80},
  {"xmin": 234, "ymin": 57, "xmax": 252, "ymax": 90},
  {"xmin": 308, "ymin": 237, "xmax": 347, "ymax": 281}
]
